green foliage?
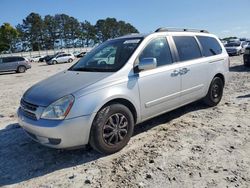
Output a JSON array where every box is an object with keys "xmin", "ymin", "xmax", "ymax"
[
  {"xmin": 0, "ymin": 23, "xmax": 19, "ymax": 52},
  {"xmin": 2, "ymin": 12, "xmax": 139, "ymax": 52},
  {"xmin": 95, "ymin": 17, "xmax": 138, "ymax": 42},
  {"xmin": 222, "ymin": 36, "xmax": 237, "ymax": 41}
]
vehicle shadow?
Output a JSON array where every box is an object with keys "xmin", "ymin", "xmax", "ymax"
[
  {"xmin": 229, "ymin": 64, "xmax": 250, "ymax": 72},
  {"xmin": 133, "ymin": 101, "xmax": 207, "ymax": 135},
  {"xmin": 0, "ymin": 71, "xmax": 16, "ymax": 75},
  {"xmin": 0, "ymin": 101, "xmax": 208, "ymax": 186},
  {"xmin": 237, "ymin": 94, "xmax": 250, "ymax": 99},
  {"xmin": 0, "ymin": 124, "xmax": 103, "ymax": 186}
]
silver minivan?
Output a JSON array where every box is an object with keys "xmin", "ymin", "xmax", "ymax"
[
  {"xmin": 0, "ymin": 56, "xmax": 31, "ymax": 73},
  {"xmin": 18, "ymin": 28, "xmax": 229, "ymax": 154}
]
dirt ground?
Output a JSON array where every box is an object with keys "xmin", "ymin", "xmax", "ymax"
[{"xmin": 0, "ymin": 56, "xmax": 249, "ymax": 188}]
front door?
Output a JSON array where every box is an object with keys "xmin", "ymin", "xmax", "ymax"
[{"xmin": 136, "ymin": 37, "xmax": 181, "ymax": 121}]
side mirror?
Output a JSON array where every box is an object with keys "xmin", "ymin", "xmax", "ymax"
[{"xmin": 138, "ymin": 58, "xmax": 157, "ymax": 71}]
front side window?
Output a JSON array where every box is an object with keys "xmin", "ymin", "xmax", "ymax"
[
  {"xmin": 173, "ymin": 36, "xmax": 202, "ymax": 61},
  {"xmin": 69, "ymin": 38, "xmax": 142, "ymax": 72},
  {"xmin": 139, "ymin": 37, "xmax": 173, "ymax": 67},
  {"xmin": 197, "ymin": 36, "xmax": 222, "ymax": 57}
]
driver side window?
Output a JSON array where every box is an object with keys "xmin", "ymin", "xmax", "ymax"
[{"xmin": 139, "ymin": 37, "xmax": 173, "ymax": 67}]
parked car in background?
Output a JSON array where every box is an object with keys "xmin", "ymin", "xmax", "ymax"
[
  {"xmin": 39, "ymin": 55, "xmax": 54, "ymax": 62},
  {"xmin": 225, "ymin": 42, "xmax": 242, "ymax": 56},
  {"xmin": 47, "ymin": 53, "xmax": 75, "ymax": 65},
  {"xmin": 30, "ymin": 55, "xmax": 43, "ymax": 62},
  {"xmin": 18, "ymin": 28, "xmax": 229, "ymax": 154},
  {"xmin": 39, "ymin": 52, "xmax": 65, "ymax": 62},
  {"xmin": 76, "ymin": 51, "xmax": 87, "ymax": 58},
  {"xmin": 73, "ymin": 51, "xmax": 81, "ymax": 57},
  {"xmin": 241, "ymin": 41, "xmax": 249, "ymax": 54},
  {"xmin": 243, "ymin": 46, "xmax": 250, "ymax": 67},
  {"xmin": 0, "ymin": 56, "xmax": 31, "ymax": 73}
]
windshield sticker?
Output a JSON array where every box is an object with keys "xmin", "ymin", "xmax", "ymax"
[{"xmin": 123, "ymin": 39, "xmax": 140, "ymax": 44}]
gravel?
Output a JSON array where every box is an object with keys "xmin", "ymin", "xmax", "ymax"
[{"xmin": 0, "ymin": 56, "xmax": 249, "ymax": 187}]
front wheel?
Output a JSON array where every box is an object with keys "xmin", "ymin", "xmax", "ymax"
[
  {"xmin": 203, "ymin": 77, "xmax": 224, "ymax": 107},
  {"xmin": 89, "ymin": 104, "xmax": 134, "ymax": 154},
  {"xmin": 68, "ymin": 58, "xmax": 73, "ymax": 63}
]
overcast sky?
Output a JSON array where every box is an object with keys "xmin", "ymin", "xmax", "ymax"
[{"xmin": 1, "ymin": 0, "xmax": 250, "ymax": 38}]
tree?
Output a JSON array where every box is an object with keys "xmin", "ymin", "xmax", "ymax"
[
  {"xmin": 95, "ymin": 17, "xmax": 138, "ymax": 42},
  {"xmin": 19, "ymin": 12, "xmax": 44, "ymax": 51},
  {"xmin": 80, "ymin": 21, "xmax": 96, "ymax": 47},
  {"xmin": 0, "ymin": 23, "xmax": 19, "ymax": 52},
  {"xmin": 54, "ymin": 14, "xmax": 81, "ymax": 48},
  {"xmin": 43, "ymin": 15, "xmax": 59, "ymax": 49}
]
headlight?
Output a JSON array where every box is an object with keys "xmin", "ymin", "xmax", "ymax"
[{"xmin": 41, "ymin": 95, "xmax": 74, "ymax": 120}]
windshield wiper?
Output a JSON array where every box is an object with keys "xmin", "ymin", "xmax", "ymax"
[{"xmin": 69, "ymin": 67, "xmax": 113, "ymax": 72}]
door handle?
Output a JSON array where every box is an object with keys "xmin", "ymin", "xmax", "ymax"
[
  {"xmin": 171, "ymin": 70, "xmax": 180, "ymax": 77},
  {"xmin": 179, "ymin": 68, "xmax": 190, "ymax": 75}
]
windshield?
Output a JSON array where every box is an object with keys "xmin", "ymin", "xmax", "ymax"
[
  {"xmin": 69, "ymin": 37, "xmax": 142, "ymax": 72},
  {"xmin": 225, "ymin": 43, "xmax": 240, "ymax": 47}
]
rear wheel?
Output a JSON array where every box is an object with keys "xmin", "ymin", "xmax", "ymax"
[
  {"xmin": 17, "ymin": 66, "xmax": 26, "ymax": 73},
  {"xmin": 89, "ymin": 103, "xmax": 134, "ymax": 154},
  {"xmin": 68, "ymin": 58, "xmax": 73, "ymax": 63},
  {"xmin": 203, "ymin": 77, "xmax": 224, "ymax": 107}
]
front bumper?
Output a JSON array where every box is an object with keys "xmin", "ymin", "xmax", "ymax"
[{"xmin": 17, "ymin": 107, "xmax": 94, "ymax": 149}]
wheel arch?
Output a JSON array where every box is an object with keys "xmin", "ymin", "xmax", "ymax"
[
  {"xmin": 97, "ymin": 98, "xmax": 138, "ymax": 124},
  {"xmin": 214, "ymin": 73, "xmax": 225, "ymax": 86}
]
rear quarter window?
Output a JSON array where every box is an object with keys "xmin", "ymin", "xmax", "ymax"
[
  {"xmin": 197, "ymin": 36, "xmax": 222, "ymax": 57},
  {"xmin": 173, "ymin": 36, "xmax": 202, "ymax": 61}
]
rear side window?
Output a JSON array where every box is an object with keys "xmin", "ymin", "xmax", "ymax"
[
  {"xmin": 139, "ymin": 37, "xmax": 173, "ymax": 67},
  {"xmin": 3, "ymin": 57, "xmax": 14, "ymax": 63},
  {"xmin": 173, "ymin": 36, "xmax": 202, "ymax": 61},
  {"xmin": 197, "ymin": 36, "xmax": 222, "ymax": 57}
]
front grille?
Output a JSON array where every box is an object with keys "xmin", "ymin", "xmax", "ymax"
[
  {"xmin": 21, "ymin": 99, "xmax": 38, "ymax": 111},
  {"xmin": 22, "ymin": 110, "xmax": 37, "ymax": 120},
  {"xmin": 21, "ymin": 99, "xmax": 38, "ymax": 120}
]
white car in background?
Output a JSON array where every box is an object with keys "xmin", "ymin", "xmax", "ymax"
[
  {"xmin": 48, "ymin": 53, "xmax": 75, "ymax": 65},
  {"xmin": 30, "ymin": 55, "xmax": 43, "ymax": 62},
  {"xmin": 241, "ymin": 41, "xmax": 249, "ymax": 54},
  {"xmin": 225, "ymin": 42, "xmax": 242, "ymax": 56}
]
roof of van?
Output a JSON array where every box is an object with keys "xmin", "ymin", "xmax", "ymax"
[{"xmin": 116, "ymin": 27, "xmax": 214, "ymax": 40}]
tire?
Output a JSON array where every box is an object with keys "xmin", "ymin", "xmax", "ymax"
[
  {"xmin": 203, "ymin": 77, "xmax": 224, "ymax": 107},
  {"xmin": 89, "ymin": 103, "xmax": 134, "ymax": 154},
  {"xmin": 68, "ymin": 58, "xmax": 73, "ymax": 63},
  {"xmin": 52, "ymin": 60, "xmax": 57, "ymax": 65},
  {"xmin": 16, "ymin": 66, "xmax": 26, "ymax": 73}
]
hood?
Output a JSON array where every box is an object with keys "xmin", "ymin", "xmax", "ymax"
[{"xmin": 23, "ymin": 70, "xmax": 112, "ymax": 106}]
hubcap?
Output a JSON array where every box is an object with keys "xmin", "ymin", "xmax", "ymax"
[
  {"xmin": 212, "ymin": 84, "xmax": 220, "ymax": 99},
  {"xmin": 19, "ymin": 67, "xmax": 24, "ymax": 72},
  {"xmin": 103, "ymin": 113, "xmax": 128, "ymax": 146}
]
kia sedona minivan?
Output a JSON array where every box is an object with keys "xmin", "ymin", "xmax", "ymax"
[{"xmin": 18, "ymin": 28, "xmax": 229, "ymax": 154}]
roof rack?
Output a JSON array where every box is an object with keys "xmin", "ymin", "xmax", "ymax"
[{"xmin": 155, "ymin": 27, "xmax": 209, "ymax": 33}]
